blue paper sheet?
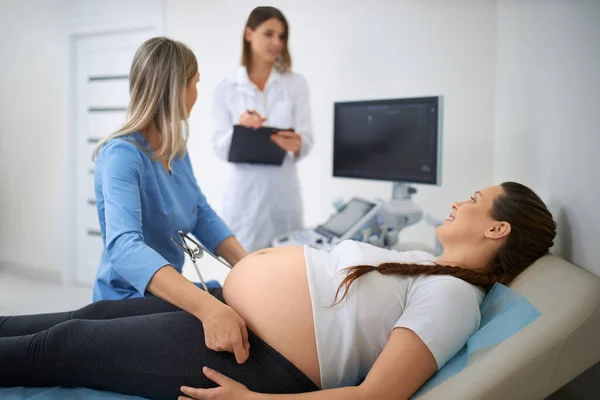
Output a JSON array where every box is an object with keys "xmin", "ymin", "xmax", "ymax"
[
  {"xmin": 412, "ymin": 283, "xmax": 541, "ymax": 398},
  {"xmin": 1, "ymin": 283, "xmax": 539, "ymax": 400},
  {"xmin": 0, "ymin": 387, "xmax": 147, "ymax": 400}
]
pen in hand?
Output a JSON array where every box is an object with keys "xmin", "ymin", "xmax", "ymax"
[{"xmin": 239, "ymin": 109, "xmax": 266, "ymax": 129}]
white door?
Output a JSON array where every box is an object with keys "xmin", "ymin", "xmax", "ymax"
[{"xmin": 73, "ymin": 30, "xmax": 153, "ymax": 286}]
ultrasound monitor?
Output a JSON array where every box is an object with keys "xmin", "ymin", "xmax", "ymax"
[{"xmin": 333, "ymin": 96, "xmax": 442, "ymax": 187}]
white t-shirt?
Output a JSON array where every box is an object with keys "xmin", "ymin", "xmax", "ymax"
[{"xmin": 304, "ymin": 240, "xmax": 486, "ymax": 389}]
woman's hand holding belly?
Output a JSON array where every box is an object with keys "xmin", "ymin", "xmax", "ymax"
[{"xmin": 223, "ymin": 246, "xmax": 321, "ymax": 388}]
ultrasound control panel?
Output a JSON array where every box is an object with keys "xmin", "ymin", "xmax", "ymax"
[{"xmin": 271, "ymin": 198, "xmax": 383, "ymax": 250}]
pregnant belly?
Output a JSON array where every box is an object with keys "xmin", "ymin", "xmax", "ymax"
[{"xmin": 223, "ymin": 246, "xmax": 321, "ymax": 388}]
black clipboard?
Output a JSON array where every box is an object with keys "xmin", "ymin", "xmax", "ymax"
[{"xmin": 227, "ymin": 125, "xmax": 287, "ymax": 165}]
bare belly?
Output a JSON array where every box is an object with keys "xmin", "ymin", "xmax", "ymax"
[{"xmin": 222, "ymin": 246, "xmax": 321, "ymax": 388}]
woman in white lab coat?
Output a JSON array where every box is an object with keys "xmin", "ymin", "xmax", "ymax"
[{"xmin": 211, "ymin": 6, "xmax": 314, "ymax": 252}]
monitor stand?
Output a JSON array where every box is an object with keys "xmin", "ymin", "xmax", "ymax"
[
  {"xmin": 392, "ymin": 182, "xmax": 417, "ymax": 201},
  {"xmin": 388, "ymin": 182, "xmax": 421, "ymax": 214},
  {"xmin": 380, "ymin": 183, "xmax": 424, "ymax": 247}
]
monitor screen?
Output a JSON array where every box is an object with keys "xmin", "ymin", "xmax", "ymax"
[
  {"xmin": 317, "ymin": 198, "xmax": 376, "ymax": 238},
  {"xmin": 333, "ymin": 96, "xmax": 441, "ymax": 184}
]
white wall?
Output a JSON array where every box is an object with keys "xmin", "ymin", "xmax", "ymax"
[
  {"xmin": 494, "ymin": 3, "xmax": 600, "ymax": 397},
  {"xmin": 494, "ymin": 0, "xmax": 600, "ymax": 277},
  {"xmin": 0, "ymin": 0, "xmax": 70, "ymax": 280},
  {"xmin": 165, "ymin": 0, "xmax": 498, "ymax": 250}
]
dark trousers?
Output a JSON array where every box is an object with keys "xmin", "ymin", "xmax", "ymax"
[{"xmin": 0, "ymin": 288, "xmax": 318, "ymax": 400}]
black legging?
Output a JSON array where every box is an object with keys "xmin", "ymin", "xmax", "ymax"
[{"xmin": 0, "ymin": 288, "xmax": 318, "ymax": 400}]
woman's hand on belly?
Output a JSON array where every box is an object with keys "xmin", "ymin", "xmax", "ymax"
[
  {"xmin": 198, "ymin": 295, "xmax": 250, "ymax": 364},
  {"xmin": 146, "ymin": 266, "xmax": 251, "ymax": 364},
  {"xmin": 223, "ymin": 246, "xmax": 322, "ymax": 387}
]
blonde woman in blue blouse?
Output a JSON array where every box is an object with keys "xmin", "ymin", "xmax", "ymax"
[{"xmin": 91, "ymin": 37, "xmax": 250, "ymax": 364}]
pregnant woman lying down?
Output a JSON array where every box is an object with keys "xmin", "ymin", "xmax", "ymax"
[{"xmin": 0, "ymin": 182, "xmax": 556, "ymax": 400}]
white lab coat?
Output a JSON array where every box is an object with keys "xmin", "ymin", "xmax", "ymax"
[{"xmin": 211, "ymin": 67, "xmax": 314, "ymax": 251}]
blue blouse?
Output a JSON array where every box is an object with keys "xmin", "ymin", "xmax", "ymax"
[{"xmin": 93, "ymin": 132, "xmax": 232, "ymax": 301}]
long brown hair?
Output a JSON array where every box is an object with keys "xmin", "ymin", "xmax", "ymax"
[
  {"xmin": 331, "ymin": 182, "xmax": 557, "ymax": 306},
  {"xmin": 241, "ymin": 6, "xmax": 292, "ymax": 73}
]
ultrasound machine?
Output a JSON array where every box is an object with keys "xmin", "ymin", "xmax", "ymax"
[{"xmin": 272, "ymin": 96, "xmax": 443, "ymax": 251}]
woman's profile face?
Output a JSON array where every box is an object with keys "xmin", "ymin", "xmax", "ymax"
[
  {"xmin": 436, "ymin": 185, "xmax": 510, "ymax": 248},
  {"xmin": 245, "ymin": 18, "xmax": 286, "ymax": 64},
  {"xmin": 185, "ymin": 70, "xmax": 199, "ymax": 115}
]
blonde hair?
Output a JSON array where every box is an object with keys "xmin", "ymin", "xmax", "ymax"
[{"xmin": 93, "ymin": 37, "xmax": 198, "ymax": 168}]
